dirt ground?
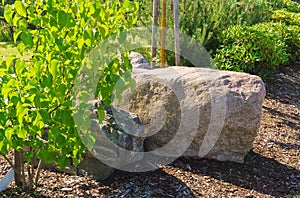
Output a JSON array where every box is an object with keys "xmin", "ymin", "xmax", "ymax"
[{"xmin": 0, "ymin": 63, "xmax": 299, "ymax": 197}]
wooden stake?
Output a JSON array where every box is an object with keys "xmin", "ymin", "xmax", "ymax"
[
  {"xmin": 173, "ymin": 0, "xmax": 180, "ymax": 66},
  {"xmin": 151, "ymin": 0, "xmax": 160, "ymax": 69}
]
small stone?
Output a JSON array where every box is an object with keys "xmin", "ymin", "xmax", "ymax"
[
  {"xmin": 129, "ymin": 52, "xmax": 151, "ymax": 69},
  {"xmin": 61, "ymin": 187, "xmax": 73, "ymax": 191}
]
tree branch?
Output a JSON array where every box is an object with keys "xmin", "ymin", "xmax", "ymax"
[{"xmin": 0, "ymin": 152, "xmax": 14, "ymax": 169}]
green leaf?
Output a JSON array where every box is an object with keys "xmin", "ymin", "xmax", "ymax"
[
  {"xmin": 16, "ymin": 102, "xmax": 29, "ymax": 125},
  {"xmin": 55, "ymin": 134, "xmax": 66, "ymax": 148},
  {"xmin": 41, "ymin": 75, "xmax": 53, "ymax": 88},
  {"xmin": 14, "ymin": 29, "xmax": 23, "ymax": 44},
  {"xmin": 34, "ymin": 94, "xmax": 45, "ymax": 108},
  {"xmin": 39, "ymin": 109, "xmax": 50, "ymax": 123},
  {"xmin": 98, "ymin": 24, "xmax": 108, "ymax": 37},
  {"xmin": 0, "ymin": 139, "xmax": 9, "ymax": 155},
  {"xmin": 5, "ymin": 128, "xmax": 14, "ymax": 143},
  {"xmin": 15, "ymin": 60, "xmax": 25, "ymax": 78},
  {"xmin": 0, "ymin": 112, "xmax": 7, "ymax": 126},
  {"xmin": 38, "ymin": 149, "xmax": 56, "ymax": 164},
  {"xmin": 33, "ymin": 113, "xmax": 44, "ymax": 129},
  {"xmin": 6, "ymin": 55, "xmax": 16, "ymax": 68},
  {"xmin": 49, "ymin": 59, "xmax": 58, "ymax": 80},
  {"xmin": 81, "ymin": 131, "xmax": 95, "ymax": 151},
  {"xmin": 77, "ymin": 38, "xmax": 85, "ymax": 50},
  {"xmin": 4, "ymin": 5, "xmax": 14, "ymax": 25},
  {"xmin": 97, "ymin": 108, "xmax": 105, "ymax": 123},
  {"xmin": 60, "ymin": 110, "xmax": 74, "ymax": 126},
  {"xmin": 12, "ymin": 14, "xmax": 21, "ymax": 27},
  {"xmin": 17, "ymin": 19, "xmax": 28, "ymax": 31},
  {"xmin": 10, "ymin": 92, "xmax": 20, "ymax": 106},
  {"xmin": 17, "ymin": 43, "xmax": 26, "ymax": 55},
  {"xmin": 57, "ymin": 156, "xmax": 69, "ymax": 168},
  {"xmin": 84, "ymin": 29, "xmax": 93, "ymax": 47},
  {"xmin": 33, "ymin": 60, "xmax": 43, "ymax": 78},
  {"xmin": 16, "ymin": 127, "xmax": 27, "ymax": 139},
  {"xmin": 48, "ymin": 126, "xmax": 60, "ymax": 139},
  {"xmin": 118, "ymin": 31, "xmax": 126, "ymax": 44},
  {"xmin": 58, "ymin": 10, "xmax": 70, "ymax": 27},
  {"xmin": 20, "ymin": 31, "xmax": 34, "ymax": 48},
  {"xmin": 129, "ymin": 78, "xmax": 136, "ymax": 92},
  {"xmin": 57, "ymin": 84, "xmax": 67, "ymax": 96},
  {"xmin": 14, "ymin": 1, "xmax": 27, "ymax": 17}
]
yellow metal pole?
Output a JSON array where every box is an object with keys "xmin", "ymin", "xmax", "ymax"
[{"xmin": 160, "ymin": 0, "xmax": 167, "ymax": 68}]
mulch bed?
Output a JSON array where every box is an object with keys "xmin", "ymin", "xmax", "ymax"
[{"xmin": 1, "ymin": 63, "xmax": 299, "ymax": 197}]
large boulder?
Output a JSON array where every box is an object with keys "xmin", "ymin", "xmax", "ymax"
[{"xmin": 115, "ymin": 66, "xmax": 265, "ymax": 163}]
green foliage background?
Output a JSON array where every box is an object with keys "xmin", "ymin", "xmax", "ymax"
[
  {"xmin": 214, "ymin": 3, "xmax": 300, "ymax": 78},
  {"xmin": 137, "ymin": 0, "xmax": 300, "ymax": 78}
]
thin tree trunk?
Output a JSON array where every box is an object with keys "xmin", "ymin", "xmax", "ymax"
[
  {"xmin": 14, "ymin": 150, "xmax": 24, "ymax": 188},
  {"xmin": 151, "ymin": 0, "xmax": 160, "ymax": 69},
  {"xmin": 35, "ymin": 160, "xmax": 43, "ymax": 185},
  {"xmin": 173, "ymin": 0, "xmax": 180, "ymax": 66},
  {"xmin": 160, "ymin": 0, "xmax": 167, "ymax": 68}
]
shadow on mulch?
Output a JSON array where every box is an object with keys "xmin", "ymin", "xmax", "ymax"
[
  {"xmin": 101, "ymin": 168, "xmax": 198, "ymax": 197},
  {"xmin": 169, "ymin": 150, "xmax": 300, "ymax": 197},
  {"xmin": 263, "ymin": 105, "xmax": 300, "ymax": 131},
  {"xmin": 270, "ymin": 140, "xmax": 300, "ymax": 150},
  {"xmin": 264, "ymin": 62, "xmax": 300, "ymax": 107}
]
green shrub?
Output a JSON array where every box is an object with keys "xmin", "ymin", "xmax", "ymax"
[
  {"xmin": 267, "ymin": 0, "xmax": 300, "ymax": 12},
  {"xmin": 0, "ymin": 0, "xmax": 15, "ymax": 17},
  {"xmin": 181, "ymin": 0, "xmax": 271, "ymax": 47},
  {"xmin": 214, "ymin": 23, "xmax": 290, "ymax": 77},
  {"xmin": 0, "ymin": 0, "xmax": 139, "ymax": 190},
  {"xmin": 0, "ymin": 20, "xmax": 13, "ymax": 41},
  {"xmin": 138, "ymin": 0, "xmax": 273, "ymax": 66},
  {"xmin": 271, "ymin": 9, "xmax": 300, "ymax": 25},
  {"xmin": 252, "ymin": 22, "xmax": 300, "ymax": 62},
  {"xmin": 0, "ymin": 0, "xmax": 14, "ymax": 42},
  {"xmin": 282, "ymin": 25, "xmax": 300, "ymax": 61},
  {"xmin": 270, "ymin": 9, "xmax": 300, "ymax": 61}
]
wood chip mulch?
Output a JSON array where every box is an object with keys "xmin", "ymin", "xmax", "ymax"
[{"xmin": 1, "ymin": 63, "xmax": 299, "ymax": 197}]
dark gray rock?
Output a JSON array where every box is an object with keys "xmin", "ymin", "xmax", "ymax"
[
  {"xmin": 78, "ymin": 102, "xmax": 144, "ymax": 180},
  {"xmin": 129, "ymin": 52, "xmax": 151, "ymax": 69}
]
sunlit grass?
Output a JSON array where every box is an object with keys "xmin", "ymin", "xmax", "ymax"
[{"xmin": 0, "ymin": 42, "xmax": 31, "ymax": 61}]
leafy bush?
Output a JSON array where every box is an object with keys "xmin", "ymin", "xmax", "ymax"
[
  {"xmin": 271, "ymin": 9, "xmax": 300, "ymax": 25},
  {"xmin": 0, "ymin": 1, "xmax": 14, "ymax": 41},
  {"xmin": 267, "ymin": 0, "xmax": 300, "ymax": 12},
  {"xmin": 214, "ymin": 23, "xmax": 290, "ymax": 78},
  {"xmin": 0, "ymin": 0, "xmax": 15, "ymax": 17},
  {"xmin": 138, "ymin": 0, "xmax": 274, "ymax": 66},
  {"xmin": 180, "ymin": 0, "xmax": 271, "ymax": 48},
  {"xmin": 0, "ymin": 0, "xmax": 139, "ymax": 190},
  {"xmin": 282, "ymin": 25, "xmax": 300, "ymax": 61},
  {"xmin": 269, "ymin": 10, "xmax": 300, "ymax": 61},
  {"xmin": 0, "ymin": 20, "xmax": 13, "ymax": 41}
]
